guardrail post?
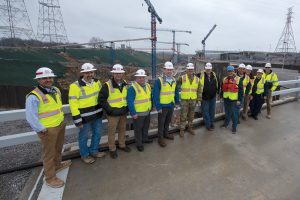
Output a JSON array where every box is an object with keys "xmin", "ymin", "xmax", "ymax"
[{"xmin": 297, "ymin": 76, "xmax": 300, "ymax": 100}]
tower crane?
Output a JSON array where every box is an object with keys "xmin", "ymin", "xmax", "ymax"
[{"xmin": 201, "ymin": 24, "xmax": 217, "ymax": 59}]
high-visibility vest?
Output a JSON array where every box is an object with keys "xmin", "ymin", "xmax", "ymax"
[
  {"xmin": 180, "ymin": 74, "xmax": 199, "ymax": 100},
  {"xmin": 28, "ymin": 87, "xmax": 64, "ymax": 128},
  {"xmin": 199, "ymin": 71, "xmax": 218, "ymax": 97},
  {"xmin": 131, "ymin": 82, "xmax": 152, "ymax": 113},
  {"xmin": 106, "ymin": 80, "xmax": 127, "ymax": 108},
  {"xmin": 255, "ymin": 77, "xmax": 265, "ymax": 95},
  {"xmin": 241, "ymin": 75, "xmax": 250, "ymax": 93},
  {"xmin": 248, "ymin": 78, "xmax": 255, "ymax": 95},
  {"xmin": 222, "ymin": 76, "xmax": 240, "ymax": 100},
  {"xmin": 263, "ymin": 72, "xmax": 279, "ymax": 91},
  {"xmin": 159, "ymin": 77, "xmax": 176, "ymax": 104},
  {"xmin": 68, "ymin": 79, "xmax": 102, "ymax": 124}
]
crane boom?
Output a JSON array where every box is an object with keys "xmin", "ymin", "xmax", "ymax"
[
  {"xmin": 144, "ymin": 0, "xmax": 162, "ymax": 23},
  {"xmin": 201, "ymin": 24, "xmax": 217, "ymax": 45},
  {"xmin": 125, "ymin": 26, "xmax": 191, "ymax": 34}
]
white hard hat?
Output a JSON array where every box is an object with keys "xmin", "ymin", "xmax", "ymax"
[
  {"xmin": 134, "ymin": 69, "xmax": 147, "ymax": 77},
  {"xmin": 34, "ymin": 67, "xmax": 56, "ymax": 79},
  {"xmin": 186, "ymin": 63, "xmax": 194, "ymax": 69},
  {"xmin": 205, "ymin": 63, "xmax": 212, "ymax": 69},
  {"xmin": 245, "ymin": 65, "xmax": 252, "ymax": 71},
  {"xmin": 80, "ymin": 63, "xmax": 97, "ymax": 73},
  {"xmin": 257, "ymin": 69, "xmax": 264, "ymax": 73},
  {"xmin": 164, "ymin": 61, "xmax": 174, "ymax": 69},
  {"xmin": 265, "ymin": 63, "xmax": 272, "ymax": 68},
  {"xmin": 111, "ymin": 64, "xmax": 125, "ymax": 73},
  {"xmin": 238, "ymin": 63, "xmax": 246, "ymax": 68}
]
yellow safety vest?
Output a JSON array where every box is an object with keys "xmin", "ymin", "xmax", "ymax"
[
  {"xmin": 132, "ymin": 82, "xmax": 152, "ymax": 113},
  {"xmin": 29, "ymin": 87, "xmax": 64, "ymax": 128},
  {"xmin": 180, "ymin": 74, "xmax": 199, "ymax": 100},
  {"xmin": 242, "ymin": 75, "xmax": 250, "ymax": 93},
  {"xmin": 263, "ymin": 72, "xmax": 279, "ymax": 91},
  {"xmin": 159, "ymin": 77, "xmax": 176, "ymax": 104},
  {"xmin": 222, "ymin": 76, "xmax": 241, "ymax": 101},
  {"xmin": 68, "ymin": 79, "xmax": 102, "ymax": 123},
  {"xmin": 199, "ymin": 71, "xmax": 218, "ymax": 97},
  {"xmin": 106, "ymin": 80, "xmax": 127, "ymax": 108},
  {"xmin": 255, "ymin": 77, "xmax": 265, "ymax": 95}
]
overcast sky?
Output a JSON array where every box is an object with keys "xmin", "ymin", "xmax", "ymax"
[{"xmin": 26, "ymin": 0, "xmax": 300, "ymax": 54}]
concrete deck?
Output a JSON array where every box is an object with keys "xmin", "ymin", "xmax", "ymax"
[{"xmin": 63, "ymin": 101, "xmax": 300, "ymax": 200}]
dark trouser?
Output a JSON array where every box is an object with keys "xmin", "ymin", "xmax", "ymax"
[
  {"xmin": 201, "ymin": 97, "xmax": 216, "ymax": 128},
  {"xmin": 158, "ymin": 107, "xmax": 174, "ymax": 139},
  {"xmin": 133, "ymin": 114, "xmax": 150, "ymax": 147},
  {"xmin": 223, "ymin": 99, "xmax": 240, "ymax": 130},
  {"xmin": 250, "ymin": 94, "xmax": 265, "ymax": 117}
]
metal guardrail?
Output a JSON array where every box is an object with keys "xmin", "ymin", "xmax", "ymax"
[{"xmin": 1, "ymin": 77, "xmax": 300, "ymax": 148}]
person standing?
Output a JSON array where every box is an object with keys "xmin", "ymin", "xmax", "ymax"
[
  {"xmin": 220, "ymin": 66, "xmax": 244, "ymax": 134},
  {"xmin": 263, "ymin": 63, "xmax": 279, "ymax": 119},
  {"xmin": 199, "ymin": 63, "xmax": 219, "ymax": 131},
  {"xmin": 153, "ymin": 61, "xmax": 180, "ymax": 147},
  {"xmin": 127, "ymin": 69, "xmax": 153, "ymax": 152},
  {"xmin": 177, "ymin": 63, "xmax": 200, "ymax": 137},
  {"xmin": 241, "ymin": 65, "xmax": 254, "ymax": 120},
  {"xmin": 26, "ymin": 67, "xmax": 71, "ymax": 188},
  {"xmin": 99, "ymin": 64, "xmax": 131, "ymax": 159},
  {"xmin": 69, "ymin": 63, "xmax": 105, "ymax": 164},
  {"xmin": 249, "ymin": 69, "xmax": 268, "ymax": 120}
]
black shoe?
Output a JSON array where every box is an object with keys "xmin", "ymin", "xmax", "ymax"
[
  {"xmin": 210, "ymin": 124, "xmax": 215, "ymax": 130},
  {"xmin": 119, "ymin": 146, "xmax": 131, "ymax": 152},
  {"xmin": 220, "ymin": 124, "xmax": 228, "ymax": 128},
  {"xmin": 136, "ymin": 146, "xmax": 144, "ymax": 152},
  {"xmin": 206, "ymin": 127, "xmax": 213, "ymax": 131},
  {"xmin": 143, "ymin": 139, "xmax": 153, "ymax": 143},
  {"xmin": 232, "ymin": 128, "xmax": 237, "ymax": 134},
  {"xmin": 253, "ymin": 116, "xmax": 258, "ymax": 120},
  {"xmin": 164, "ymin": 134, "xmax": 174, "ymax": 140},
  {"xmin": 110, "ymin": 150, "xmax": 118, "ymax": 159}
]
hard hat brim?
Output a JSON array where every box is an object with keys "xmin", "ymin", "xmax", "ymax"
[
  {"xmin": 204, "ymin": 67, "xmax": 212, "ymax": 69},
  {"xmin": 111, "ymin": 70, "xmax": 125, "ymax": 73},
  {"xmin": 34, "ymin": 74, "xmax": 56, "ymax": 79},
  {"xmin": 134, "ymin": 74, "xmax": 147, "ymax": 77},
  {"xmin": 80, "ymin": 68, "xmax": 97, "ymax": 73},
  {"xmin": 186, "ymin": 67, "xmax": 195, "ymax": 70}
]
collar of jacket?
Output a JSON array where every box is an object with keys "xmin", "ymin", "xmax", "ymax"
[
  {"xmin": 37, "ymin": 85, "xmax": 56, "ymax": 94},
  {"xmin": 78, "ymin": 76, "xmax": 98, "ymax": 87},
  {"xmin": 111, "ymin": 78, "xmax": 127, "ymax": 88},
  {"xmin": 263, "ymin": 69, "xmax": 273, "ymax": 74}
]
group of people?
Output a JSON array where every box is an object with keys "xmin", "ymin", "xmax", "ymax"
[{"xmin": 25, "ymin": 61, "xmax": 278, "ymax": 188}]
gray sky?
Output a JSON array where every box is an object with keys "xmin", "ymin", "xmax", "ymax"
[{"xmin": 26, "ymin": 0, "xmax": 300, "ymax": 54}]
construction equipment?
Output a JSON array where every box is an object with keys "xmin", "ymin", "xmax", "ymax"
[
  {"xmin": 201, "ymin": 24, "xmax": 217, "ymax": 59},
  {"xmin": 125, "ymin": 26, "xmax": 191, "ymax": 64}
]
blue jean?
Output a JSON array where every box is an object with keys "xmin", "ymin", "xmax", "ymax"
[
  {"xmin": 223, "ymin": 99, "xmax": 240, "ymax": 130},
  {"xmin": 78, "ymin": 118, "xmax": 102, "ymax": 157},
  {"xmin": 201, "ymin": 97, "xmax": 216, "ymax": 128}
]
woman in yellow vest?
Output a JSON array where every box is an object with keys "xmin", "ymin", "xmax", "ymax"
[
  {"xmin": 127, "ymin": 69, "xmax": 153, "ymax": 152},
  {"xmin": 26, "ymin": 67, "xmax": 71, "ymax": 188},
  {"xmin": 98, "ymin": 64, "xmax": 131, "ymax": 159},
  {"xmin": 242, "ymin": 65, "xmax": 255, "ymax": 120},
  {"xmin": 249, "ymin": 69, "xmax": 268, "ymax": 120}
]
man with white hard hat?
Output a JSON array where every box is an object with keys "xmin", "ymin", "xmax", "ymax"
[
  {"xmin": 249, "ymin": 69, "xmax": 268, "ymax": 120},
  {"xmin": 263, "ymin": 63, "xmax": 278, "ymax": 119},
  {"xmin": 241, "ymin": 65, "xmax": 255, "ymax": 120},
  {"xmin": 69, "ymin": 63, "xmax": 105, "ymax": 164},
  {"xmin": 199, "ymin": 63, "xmax": 219, "ymax": 131},
  {"xmin": 99, "ymin": 64, "xmax": 131, "ymax": 159},
  {"xmin": 127, "ymin": 69, "xmax": 153, "ymax": 152},
  {"xmin": 153, "ymin": 61, "xmax": 180, "ymax": 147},
  {"xmin": 177, "ymin": 63, "xmax": 201, "ymax": 137},
  {"xmin": 26, "ymin": 67, "xmax": 71, "ymax": 188}
]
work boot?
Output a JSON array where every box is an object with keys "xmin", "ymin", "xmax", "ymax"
[
  {"xmin": 46, "ymin": 177, "xmax": 64, "ymax": 188},
  {"xmin": 266, "ymin": 115, "xmax": 271, "ymax": 119},
  {"xmin": 91, "ymin": 152, "xmax": 106, "ymax": 158},
  {"xmin": 119, "ymin": 146, "xmax": 131, "ymax": 152},
  {"xmin": 164, "ymin": 134, "xmax": 174, "ymax": 140},
  {"xmin": 109, "ymin": 150, "xmax": 118, "ymax": 159},
  {"xmin": 187, "ymin": 128, "xmax": 195, "ymax": 135},
  {"xmin": 56, "ymin": 160, "xmax": 72, "ymax": 173},
  {"xmin": 158, "ymin": 138, "xmax": 167, "ymax": 147},
  {"xmin": 220, "ymin": 124, "xmax": 228, "ymax": 128},
  {"xmin": 136, "ymin": 146, "xmax": 144, "ymax": 152},
  {"xmin": 206, "ymin": 127, "xmax": 213, "ymax": 131},
  {"xmin": 232, "ymin": 128, "xmax": 237, "ymax": 134},
  {"xmin": 210, "ymin": 124, "xmax": 215, "ymax": 130},
  {"xmin": 143, "ymin": 139, "xmax": 153, "ymax": 143},
  {"xmin": 241, "ymin": 114, "xmax": 247, "ymax": 120},
  {"xmin": 179, "ymin": 129, "xmax": 184, "ymax": 137},
  {"xmin": 81, "ymin": 156, "xmax": 95, "ymax": 164},
  {"xmin": 251, "ymin": 115, "xmax": 258, "ymax": 120}
]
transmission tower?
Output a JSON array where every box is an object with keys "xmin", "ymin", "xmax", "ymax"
[
  {"xmin": 0, "ymin": 0, "xmax": 35, "ymax": 39},
  {"xmin": 37, "ymin": 0, "xmax": 68, "ymax": 43},
  {"xmin": 274, "ymin": 7, "xmax": 297, "ymax": 53}
]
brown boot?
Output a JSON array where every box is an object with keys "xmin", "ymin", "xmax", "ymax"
[
  {"xmin": 158, "ymin": 138, "xmax": 167, "ymax": 147},
  {"xmin": 164, "ymin": 134, "xmax": 174, "ymax": 140},
  {"xmin": 56, "ymin": 160, "xmax": 72, "ymax": 173},
  {"xmin": 187, "ymin": 128, "xmax": 195, "ymax": 135},
  {"xmin": 46, "ymin": 177, "xmax": 65, "ymax": 188},
  {"xmin": 179, "ymin": 130, "xmax": 184, "ymax": 137}
]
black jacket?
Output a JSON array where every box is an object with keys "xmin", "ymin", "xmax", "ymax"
[
  {"xmin": 98, "ymin": 78, "xmax": 128, "ymax": 116},
  {"xmin": 202, "ymin": 72, "xmax": 220, "ymax": 100}
]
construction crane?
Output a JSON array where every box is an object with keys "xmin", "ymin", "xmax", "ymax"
[
  {"xmin": 125, "ymin": 26, "xmax": 192, "ymax": 64},
  {"xmin": 157, "ymin": 41, "xmax": 189, "ymax": 63},
  {"xmin": 201, "ymin": 24, "xmax": 217, "ymax": 59}
]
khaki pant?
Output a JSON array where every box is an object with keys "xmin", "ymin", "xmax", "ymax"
[
  {"xmin": 242, "ymin": 94, "xmax": 251, "ymax": 118},
  {"xmin": 180, "ymin": 99, "xmax": 196, "ymax": 130},
  {"xmin": 267, "ymin": 90, "xmax": 272, "ymax": 115},
  {"xmin": 107, "ymin": 115, "xmax": 126, "ymax": 151},
  {"xmin": 38, "ymin": 121, "xmax": 66, "ymax": 181}
]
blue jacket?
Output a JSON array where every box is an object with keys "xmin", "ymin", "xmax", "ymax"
[{"xmin": 153, "ymin": 77, "xmax": 180, "ymax": 111}]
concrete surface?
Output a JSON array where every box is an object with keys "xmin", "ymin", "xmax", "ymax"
[{"xmin": 63, "ymin": 101, "xmax": 300, "ymax": 200}]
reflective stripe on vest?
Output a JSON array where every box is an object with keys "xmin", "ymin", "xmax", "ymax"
[
  {"xmin": 159, "ymin": 77, "xmax": 176, "ymax": 104},
  {"xmin": 180, "ymin": 74, "xmax": 199, "ymax": 100},
  {"xmin": 222, "ymin": 76, "xmax": 240, "ymax": 100},
  {"xmin": 30, "ymin": 87, "xmax": 64, "ymax": 128},
  {"xmin": 132, "ymin": 82, "xmax": 152, "ymax": 113},
  {"xmin": 106, "ymin": 80, "xmax": 127, "ymax": 108}
]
